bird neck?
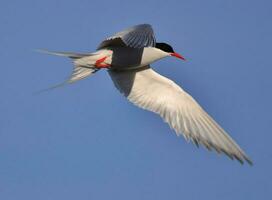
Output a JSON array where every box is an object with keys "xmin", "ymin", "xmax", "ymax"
[{"xmin": 141, "ymin": 47, "xmax": 169, "ymax": 65}]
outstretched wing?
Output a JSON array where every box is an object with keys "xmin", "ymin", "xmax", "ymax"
[
  {"xmin": 97, "ymin": 24, "xmax": 156, "ymax": 49},
  {"xmin": 108, "ymin": 66, "xmax": 252, "ymax": 165}
]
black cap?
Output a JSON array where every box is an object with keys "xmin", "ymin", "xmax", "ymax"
[{"xmin": 155, "ymin": 42, "xmax": 174, "ymax": 53}]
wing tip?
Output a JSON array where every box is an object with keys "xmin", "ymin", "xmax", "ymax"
[
  {"xmin": 222, "ymin": 152, "xmax": 253, "ymax": 166},
  {"xmin": 243, "ymin": 155, "xmax": 254, "ymax": 166},
  {"xmin": 190, "ymin": 137, "xmax": 253, "ymax": 166}
]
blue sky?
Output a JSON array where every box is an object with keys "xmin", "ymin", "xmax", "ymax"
[{"xmin": 1, "ymin": 0, "xmax": 271, "ymax": 199}]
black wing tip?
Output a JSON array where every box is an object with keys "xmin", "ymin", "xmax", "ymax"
[
  {"xmin": 244, "ymin": 156, "xmax": 254, "ymax": 166},
  {"xmin": 232, "ymin": 152, "xmax": 253, "ymax": 166},
  {"xmin": 191, "ymin": 139, "xmax": 253, "ymax": 166},
  {"xmin": 228, "ymin": 154, "xmax": 253, "ymax": 166}
]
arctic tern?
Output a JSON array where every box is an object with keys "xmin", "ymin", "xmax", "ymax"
[{"xmin": 40, "ymin": 24, "xmax": 252, "ymax": 165}]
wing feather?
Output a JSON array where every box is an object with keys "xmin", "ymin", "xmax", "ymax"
[
  {"xmin": 97, "ymin": 24, "xmax": 156, "ymax": 49},
  {"xmin": 108, "ymin": 67, "xmax": 252, "ymax": 165}
]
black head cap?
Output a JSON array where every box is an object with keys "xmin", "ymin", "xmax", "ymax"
[{"xmin": 155, "ymin": 42, "xmax": 174, "ymax": 53}]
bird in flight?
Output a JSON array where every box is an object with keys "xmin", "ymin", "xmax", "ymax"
[{"xmin": 40, "ymin": 24, "xmax": 252, "ymax": 165}]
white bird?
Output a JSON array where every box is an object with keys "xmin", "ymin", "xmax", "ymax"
[{"xmin": 41, "ymin": 24, "xmax": 252, "ymax": 165}]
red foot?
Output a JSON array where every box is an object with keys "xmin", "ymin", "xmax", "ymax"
[{"xmin": 95, "ymin": 56, "xmax": 111, "ymax": 68}]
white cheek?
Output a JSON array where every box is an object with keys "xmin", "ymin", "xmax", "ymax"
[{"xmin": 141, "ymin": 48, "xmax": 168, "ymax": 66}]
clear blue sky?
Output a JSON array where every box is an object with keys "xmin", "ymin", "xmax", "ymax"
[{"xmin": 1, "ymin": 0, "xmax": 271, "ymax": 199}]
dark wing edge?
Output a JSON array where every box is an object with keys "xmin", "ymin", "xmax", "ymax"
[
  {"xmin": 97, "ymin": 24, "xmax": 156, "ymax": 49},
  {"xmin": 108, "ymin": 67, "xmax": 253, "ymax": 165}
]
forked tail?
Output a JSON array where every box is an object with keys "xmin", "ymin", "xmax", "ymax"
[{"xmin": 36, "ymin": 49, "xmax": 99, "ymax": 93}]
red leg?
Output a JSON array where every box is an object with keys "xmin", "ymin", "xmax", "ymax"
[{"xmin": 95, "ymin": 56, "xmax": 111, "ymax": 68}]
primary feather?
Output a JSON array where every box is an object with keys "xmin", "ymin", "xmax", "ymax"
[
  {"xmin": 109, "ymin": 66, "xmax": 252, "ymax": 165},
  {"xmin": 97, "ymin": 24, "xmax": 156, "ymax": 49}
]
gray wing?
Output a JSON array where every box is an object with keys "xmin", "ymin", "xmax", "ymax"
[
  {"xmin": 97, "ymin": 24, "xmax": 156, "ymax": 49},
  {"xmin": 108, "ymin": 67, "xmax": 252, "ymax": 165}
]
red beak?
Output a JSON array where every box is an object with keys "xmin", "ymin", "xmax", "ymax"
[{"xmin": 170, "ymin": 52, "xmax": 186, "ymax": 61}]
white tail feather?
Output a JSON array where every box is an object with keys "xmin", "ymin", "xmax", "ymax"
[{"xmin": 36, "ymin": 49, "xmax": 101, "ymax": 93}]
